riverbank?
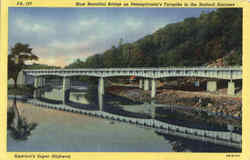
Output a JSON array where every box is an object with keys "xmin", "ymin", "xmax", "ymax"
[{"xmin": 106, "ymin": 84, "xmax": 242, "ymax": 129}]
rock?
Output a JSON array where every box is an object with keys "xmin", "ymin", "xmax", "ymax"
[
  {"xmin": 172, "ymin": 141, "xmax": 185, "ymax": 152},
  {"xmin": 207, "ymin": 103, "xmax": 213, "ymax": 107}
]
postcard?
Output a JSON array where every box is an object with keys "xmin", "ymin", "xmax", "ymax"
[{"xmin": 0, "ymin": 0, "xmax": 249, "ymax": 159}]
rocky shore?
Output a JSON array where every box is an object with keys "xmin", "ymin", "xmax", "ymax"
[{"xmin": 106, "ymin": 84, "xmax": 242, "ymax": 128}]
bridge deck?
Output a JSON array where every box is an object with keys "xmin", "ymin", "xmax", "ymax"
[{"xmin": 24, "ymin": 67, "xmax": 242, "ymax": 80}]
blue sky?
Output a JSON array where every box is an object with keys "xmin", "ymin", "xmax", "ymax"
[{"xmin": 9, "ymin": 8, "xmax": 215, "ymax": 67}]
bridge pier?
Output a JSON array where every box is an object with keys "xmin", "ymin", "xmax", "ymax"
[
  {"xmin": 42, "ymin": 77, "xmax": 46, "ymax": 87},
  {"xmin": 33, "ymin": 76, "xmax": 44, "ymax": 99},
  {"xmin": 151, "ymin": 79, "xmax": 156, "ymax": 98},
  {"xmin": 17, "ymin": 70, "xmax": 25, "ymax": 86},
  {"xmin": 206, "ymin": 81, "xmax": 217, "ymax": 92},
  {"xmin": 144, "ymin": 79, "xmax": 149, "ymax": 91},
  {"xmin": 33, "ymin": 76, "xmax": 39, "ymax": 99},
  {"xmin": 194, "ymin": 80, "xmax": 200, "ymax": 87},
  {"xmin": 62, "ymin": 77, "xmax": 71, "ymax": 105},
  {"xmin": 139, "ymin": 79, "xmax": 143, "ymax": 89},
  {"xmin": 39, "ymin": 77, "xmax": 45, "ymax": 97},
  {"xmin": 101, "ymin": 77, "xmax": 104, "ymax": 95},
  {"xmin": 227, "ymin": 81, "xmax": 235, "ymax": 96},
  {"xmin": 98, "ymin": 77, "xmax": 104, "ymax": 111},
  {"xmin": 151, "ymin": 107, "xmax": 156, "ymax": 119}
]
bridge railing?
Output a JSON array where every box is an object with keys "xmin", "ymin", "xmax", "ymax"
[{"xmin": 23, "ymin": 66, "xmax": 242, "ymax": 73}]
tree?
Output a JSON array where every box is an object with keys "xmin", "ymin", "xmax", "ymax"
[
  {"xmin": 8, "ymin": 43, "xmax": 38, "ymax": 131},
  {"xmin": 8, "ymin": 43, "xmax": 39, "ymax": 88},
  {"xmin": 66, "ymin": 8, "xmax": 242, "ymax": 68}
]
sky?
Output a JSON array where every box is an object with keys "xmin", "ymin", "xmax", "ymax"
[{"xmin": 9, "ymin": 8, "xmax": 215, "ymax": 67}]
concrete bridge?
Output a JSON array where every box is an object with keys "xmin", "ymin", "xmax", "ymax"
[{"xmin": 23, "ymin": 67, "xmax": 242, "ymax": 111}]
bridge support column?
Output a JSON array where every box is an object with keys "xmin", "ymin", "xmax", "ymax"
[
  {"xmin": 39, "ymin": 77, "xmax": 45, "ymax": 87},
  {"xmin": 101, "ymin": 77, "xmax": 104, "ymax": 95},
  {"xmin": 151, "ymin": 107, "xmax": 155, "ymax": 119},
  {"xmin": 139, "ymin": 79, "xmax": 143, "ymax": 89},
  {"xmin": 144, "ymin": 79, "xmax": 149, "ymax": 91},
  {"xmin": 227, "ymin": 81, "xmax": 235, "ymax": 96},
  {"xmin": 41, "ymin": 77, "xmax": 46, "ymax": 87},
  {"xmin": 206, "ymin": 81, "xmax": 217, "ymax": 92},
  {"xmin": 194, "ymin": 80, "xmax": 200, "ymax": 87},
  {"xmin": 62, "ymin": 77, "xmax": 71, "ymax": 105},
  {"xmin": 33, "ymin": 76, "xmax": 44, "ymax": 99},
  {"xmin": 39, "ymin": 77, "xmax": 45, "ymax": 97},
  {"xmin": 151, "ymin": 79, "xmax": 156, "ymax": 98},
  {"xmin": 98, "ymin": 77, "xmax": 104, "ymax": 111},
  {"xmin": 33, "ymin": 76, "xmax": 39, "ymax": 99},
  {"xmin": 17, "ymin": 70, "xmax": 25, "ymax": 86}
]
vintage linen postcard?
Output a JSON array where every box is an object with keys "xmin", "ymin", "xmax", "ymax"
[{"xmin": 0, "ymin": 0, "xmax": 249, "ymax": 159}]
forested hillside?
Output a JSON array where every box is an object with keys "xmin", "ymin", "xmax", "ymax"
[{"xmin": 66, "ymin": 8, "xmax": 242, "ymax": 69}]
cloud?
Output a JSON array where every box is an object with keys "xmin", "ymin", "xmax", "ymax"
[
  {"xmin": 10, "ymin": 13, "xmax": 168, "ymax": 67},
  {"xmin": 11, "ymin": 15, "xmax": 167, "ymax": 67},
  {"xmin": 15, "ymin": 18, "xmax": 54, "ymax": 33},
  {"xmin": 79, "ymin": 18, "xmax": 99, "ymax": 28},
  {"xmin": 38, "ymin": 57, "xmax": 67, "ymax": 67},
  {"xmin": 32, "ymin": 40, "xmax": 97, "ymax": 67},
  {"xmin": 124, "ymin": 18, "xmax": 143, "ymax": 30},
  {"xmin": 9, "ymin": 8, "xmax": 213, "ymax": 67},
  {"xmin": 49, "ymin": 40, "xmax": 90, "ymax": 51},
  {"xmin": 37, "ymin": 53, "xmax": 93, "ymax": 67}
]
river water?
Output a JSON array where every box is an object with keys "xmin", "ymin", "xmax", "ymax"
[
  {"xmin": 7, "ymin": 82, "xmax": 240, "ymax": 152},
  {"xmin": 7, "ymin": 100, "xmax": 174, "ymax": 152},
  {"xmin": 7, "ymin": 100, "xmax": 240, "ymax": 152}
]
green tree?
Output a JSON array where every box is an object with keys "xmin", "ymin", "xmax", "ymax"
[
  {"xmin": 8, "ymin": 43, "xmax": 38, "ymax": 131},
  {"xmin": 66, "ymin": 8, "xmax": 242, "ymax": 68},
  {"xmin": 8, "ymin": 43, "xmax": 39, "ymax": 88}
]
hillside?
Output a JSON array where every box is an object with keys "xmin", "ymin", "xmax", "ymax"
[{"xmin": 66, "ymin": 8, "xmax": 242, "ymax": 69}]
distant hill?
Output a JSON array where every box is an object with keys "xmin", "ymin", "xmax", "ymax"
[
  {"xmin": 25, "ymin": 63, "xmax": 61, "ymax": 69},
  {"xmin": 66, "ymin": 8, "xmax": 242, "ymax": 69}
]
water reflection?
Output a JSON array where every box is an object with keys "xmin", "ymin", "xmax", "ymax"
[
  {"xmin": 7, "ymin": 101, "xmax": 173, "ymax": 152},
  {"xmin": 155, "ymin": 131, "xmax": 241, "ymax": 152}
]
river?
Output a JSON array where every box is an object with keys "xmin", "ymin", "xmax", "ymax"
[
  {"xmin": 7, "ymin": 100, "xmax": 174, "ymax": 152},
  {"xmin": 7, "ymin": 82, "xmax": 240, "ymax": 152},
  {"xmin": 7, "ymin": 99, "xmax": 240, "ymax": 152}
]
